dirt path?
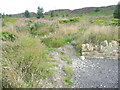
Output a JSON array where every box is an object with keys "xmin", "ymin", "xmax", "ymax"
[{"xmin": 50, "ymin": 43, "xmax": 118, "ymax": 88}]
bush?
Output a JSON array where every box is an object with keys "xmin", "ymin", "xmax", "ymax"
[
  {"xmin": 58, "ymin": 17, "xmax": 80, "ymax": 24},
  {"xmin": 58, "ymin": 19, "xmax": 70, "ymax": 24},
  {"xmin": 0, "ymin": 32, "xmax": 17, "ymax": 41},
  {"xmin": 69, "ymin": 17, "xmax": 80, "ymax": 22},
  {"xmin": 113, "ymin": 2, "xmax": 120, "ymax": 19},
  {"xmin": 24, "ymin": 10, "xmax": 30, "ymax": 18}
]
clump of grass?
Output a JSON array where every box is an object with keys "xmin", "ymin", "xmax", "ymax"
[
  {"xmin": 40, "ymin": 69, "xmax": 54, "ymax": 79},
  {"xmin": 64, "ymin": 76, "xmax": 73, "ymax": 86},
  {"xmin": 2, "ymin": 35, "xmax": 55, "ymax": 88},
  {"xmin": 60, "ymin": 51, "xmax": 65, "ymax": 54},
  {"xmin": 63, "ymin": 66, "xmax": 73, "ymax": 86},
  {"xmin": 58, "ymin": 19, "xmax": 70, "ymax": 24},
  {"xmin": 0, "ymin": 32, "xmax": 17, "ymax": 41},
  {"xmin": 47, "ymin": 23, "xmax": 59, "ymax": 32},
  {"xmin": 63, "ymin": 66, "xmax": 73, "ymax": 76},
  {"xmin": 48, "ymin": 48, "xmax": 57, "ymax": 51},
  {"xmin": 27, "ymin": 22, "xmax": 59, "ymax": 37},
  {"xmin": 41, "ymin": 37, "xmax": 66, "ymax": 48},
  {"xmin": 58, "ymin": 17, "xmax": 80, "ymax": 24},
  {"xmin": 41, "ymin": 34, "xmax": 74, "ymax": 48}
]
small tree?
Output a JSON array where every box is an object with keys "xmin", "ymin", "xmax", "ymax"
[
  {"xmin": 2, "ymin": 13, "xmax": 5, "ymax": 18},
  {"xmin": 50, "ymin": 11, "xmax": 54, "ymax": 17},
  {"xmin": 37, "ymin": 7, "xmax": 44, "ymax": 18},
  {"xmin": 24, "ymin": 10, "xmax": 30, "ymax": 18},
  {"xmin": 113, "ymin": 2, "xmax": 120, "ymax": 19},
  {"xmin": 0, "ymin": 13, "xmax": 2, "ymax": 18}
]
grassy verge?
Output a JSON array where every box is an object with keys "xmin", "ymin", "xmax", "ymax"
[{"xmin": 2, "ymin": 35, "xmax": 55, "ymax": 88}]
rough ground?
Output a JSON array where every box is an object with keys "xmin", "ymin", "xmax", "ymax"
[{"xmin": 50, "ymin": 43, "xmax": 118, "ymax": 88}]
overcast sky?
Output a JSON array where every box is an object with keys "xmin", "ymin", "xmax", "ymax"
[{"xmin": 0, "ymin": 0, "xmax": 119, "ymax": 14}]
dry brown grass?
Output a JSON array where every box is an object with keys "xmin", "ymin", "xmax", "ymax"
[{"xmin": 75, "ymin": 24, "xmax": 118, "ymax": 55}]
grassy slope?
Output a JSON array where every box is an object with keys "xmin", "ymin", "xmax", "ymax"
[
  {"xmin": 45, "ymin": 5, "xmax": 116, "ymax": 17},
  {"xmin": 83, "ymin": 5, "xmax": 116, "ymax": 16}
]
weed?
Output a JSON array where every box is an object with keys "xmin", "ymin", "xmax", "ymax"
[
  {"xmin": 64, "ymin": 35, "xmax": 73, "ymax": 43},
  {"xmin": 64, "ymin": 76, "xmax": 73, "ymax": 86},
  {"xmin": 0, "ymin": 32, "xmax": 17, "ymax": 41}
]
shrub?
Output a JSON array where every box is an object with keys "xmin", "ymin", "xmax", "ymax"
[
  {"xmin": 24, "ymin": 10, "xmax": 30, "ymax": 18},
  {"xmin": 59, "ymin": 17, "xmax": 80, "ymax": 24},
  {"xmin": 113, "ymin": 2, "xmax": 120, "ymax": 19},
  {"xmin": 37, "ymin": 7, "xmax": 44, "ymax": 18},
  {"xmin": 58, "ymin": 19, "xmax": 70, "ymax": 24},
  {"xmin": 69, "ymin": 17, "xmax": 80, "ymax": 22},
  {"xmin": 0, "ymin": 32, "xmax": 17, "ymax": 41}
]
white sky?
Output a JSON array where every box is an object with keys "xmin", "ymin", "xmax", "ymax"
[{"xmin": 0, "ymin": 0, "xmax": 119, "ymax": 14}]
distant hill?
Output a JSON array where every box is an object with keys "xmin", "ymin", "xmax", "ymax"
[
  {"xmin": 11, "ymin": 5, "xmax": 116, "ymax": 18},
  {"xmin": 45, "ymin": 5, "xmax": 116, "ymax": 17}
]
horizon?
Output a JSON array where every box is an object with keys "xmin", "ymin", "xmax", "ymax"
[{"xmin": 1, "ymin": 0, "xmax": 119, "ymax": 14}]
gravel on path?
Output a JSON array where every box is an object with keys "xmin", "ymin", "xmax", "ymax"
[{"xmin": 50, "ymin": 43, "xmax": 118, "ymax": 88}]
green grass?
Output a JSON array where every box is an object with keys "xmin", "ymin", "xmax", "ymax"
[
  {"xmin": 60, "ymin": 51, "xmax": 65, "ymax": 54},
  {"xmin": 63, "ymin": 66, "xmax": 73, "ymax": 86},
  {"xmin": 40, "ymin": 69, "xmax": 54, "ymax": 79},
  {"xmin": 41, "ymin": 36, "xmax": 73, "ymax": 48},
  {"xmin": 64, "ymin": 76, "xmax": 73, "ymax": 86},
  {"xmin": 4, "ymin": 18, "xmax": 19, "ymax": 23},
  {"xmin": 0, "ymin": 32, "xmax": 18, "ymax": 41},
  {"xmin": 2, "ymin": 36, "xmax": 55, "ymax": 88},
  {"xmin": 48, "ymin": 48, "xmax": 57, "ymax": 51}
]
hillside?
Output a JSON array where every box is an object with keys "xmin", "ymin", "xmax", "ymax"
[
  {"xmin": 10, "ymin": 5, "xmax": 116, "ymax": 18},
  {"xmin": 45, "ymin": 5, "xmax": 116, "ymax": 16}
]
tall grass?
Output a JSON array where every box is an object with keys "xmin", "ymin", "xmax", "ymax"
[
  {"xmin": 75, "ymin": 25, "xmax": 118, "ymax": 55},
  {"xmin": 2, "ymin": 34, "xmax": 54, "ymax": 88}
]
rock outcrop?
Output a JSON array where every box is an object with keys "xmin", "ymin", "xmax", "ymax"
[{"xmin": 82, "ymin": 40, "xmax": 119, "ymax": 59}]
